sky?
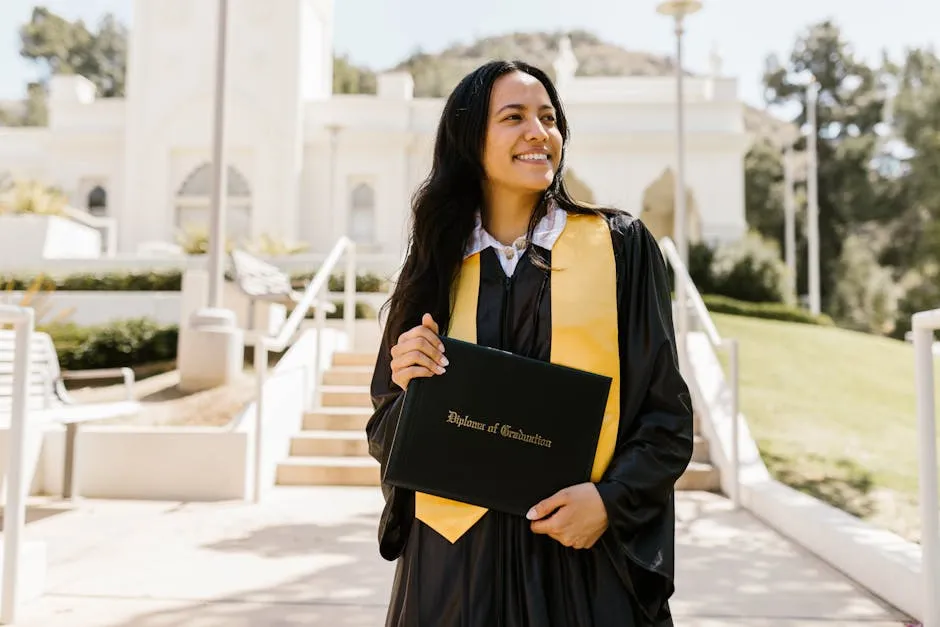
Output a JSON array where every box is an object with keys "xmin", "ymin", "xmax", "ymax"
[{"xmin": 0, "ymin": 0, "xmax": 937, "ymax": 110}]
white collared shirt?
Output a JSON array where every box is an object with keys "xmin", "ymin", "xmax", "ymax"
[{"xmin": 464, "ymin": 204, "xmax": 568, "ymax": 277}]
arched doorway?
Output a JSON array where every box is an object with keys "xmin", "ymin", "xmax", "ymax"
[
  {"xmin": 638, "ymin": 168, "xmax": 701, "ymax": 243},
  {"xmin": 175, "ymin": 163, "xmax": 252, "ymax": 240},
  {"xmin": 87, "ymin": 185, "xmax": 107, "ymax": 216}
]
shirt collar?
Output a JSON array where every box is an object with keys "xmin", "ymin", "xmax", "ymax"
[{"xmin": 464, "ymin": 202, "xmax": 568, "ymax": 259}]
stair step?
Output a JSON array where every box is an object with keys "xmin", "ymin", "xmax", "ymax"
[
  {"xmin": 277, "ymin": 456, "xmax": 380, "ymax": 486},
  {"xmin": 304, "ymin": 407, "xmax": 372, "ymax": 430},
  {"xmin": 692, "ymin": 435, "xmax": 709, "ymax": 464},
  {"xmin": 332, "ymin": 352, "xmax": 377, "ymax": 368},
  {"xmin": 675, "ymin": 461, "xmax": 721, "ymax": 492},
  {"xmin": 320, "ymin": 385, "xmax": 371, "ymax": 408},
  {"xmin": 291, "ymin": 431, "xmax": 369, "ymax": 457},
  {"xmin": 322, "ymin": 367, "xmax": 374, "ymax": 386}
]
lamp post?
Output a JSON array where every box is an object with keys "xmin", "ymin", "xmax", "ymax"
[
  {"xmin": 783, "ymin": 143, "xmax": 797, "ymax": 303},
  {"xmin": 177, "ymin": 0, "xmax": 243, "ymax": 394},
  {"xmin": 208, "ymin": 0, "xmax": 229, "ymax": 308},
  {"xmin": 657, "ymin": 0, "xmax": 701, "ymax": 365},
  {"xmin": 805, "ymin": 81, "xmax": 821, "ymax": 316}
]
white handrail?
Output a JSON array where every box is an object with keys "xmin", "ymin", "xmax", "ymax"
[
  {"xmin": 62, "ymin": 206, "xmax": 118, "ymax": 257},
  {"xmin": 659, "ymin": 237, "xmax": 741, "ymax": 508},
  {"xmin": 251, "ymin": 236, "xmax": 357, "ymax": 502},
  {"xmin": 0, "ymin": 305, "xmax": 34, "ymax": 625},
  {"xmin": 913, "ymin": 307, "xmax": 940, "ymax": 627}
]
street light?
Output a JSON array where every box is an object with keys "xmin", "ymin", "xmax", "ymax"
[
  {"xmin": 657, "ymin": 0, "xmax": 701, "ymax": 366},
  {"xmin": 178, "ymin": 0, "xmax": 243, "ymax": 394},
  {"xmin": 208, "ymin": 0, "xmax": 229, "ymax": 308},
  {"xmin": 805, "ymin": 80, "xmax": 821, "ymax": 316}
]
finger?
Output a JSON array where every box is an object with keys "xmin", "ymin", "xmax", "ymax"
[
  {"xmin": 393, "ymin": 326, "xmax": 444, "ymax": 359},
  {"xmin": 527, "ymin": 488, "xmax": 570, "ymax": 521},
  {"xmin": 530, "ymin": 505, "xmax": 568, "ymax": 535},
  {"xmin": 421, "ymin": 313, "xmax": 439, "ymax": 335},
  {"xmin": 402, "ymin": 336, "xmax": 447, "ymax": 366},
  {"xmin": 391, "ymin": 349, "xmax": 446, "ymax": 375},
  {"xmin": 392, "ymin": 365, "xmax": 437, "ymax": 389},
  {"xmin": 530, "ymin": 517, "xmax": 557, "ymax": 535}
]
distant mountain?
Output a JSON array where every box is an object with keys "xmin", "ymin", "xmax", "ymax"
[{"xmin": 333, "ymin": 29, "xmax": 794, "ymax": 145}]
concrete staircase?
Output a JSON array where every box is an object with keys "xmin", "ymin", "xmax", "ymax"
[{"xmin": 276, "ymin": 350, "xmax": 720, "ymax": 492}]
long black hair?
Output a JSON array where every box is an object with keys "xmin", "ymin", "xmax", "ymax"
[{"xmin": 382, "ymin": 60, "xmax": 614, "ymax": 351}]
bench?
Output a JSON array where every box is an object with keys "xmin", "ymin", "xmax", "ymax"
[
  {"xmin": 0, "ymin": 329, "xmax": 140, "ymax": 500},
  {"xmin": 229, "ymin": 249, "xmax": 336, "ymax": 330}
]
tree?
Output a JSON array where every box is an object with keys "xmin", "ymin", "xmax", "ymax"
[
  {"xmin": 333, "ymin": 55, "xmax": 377, "ymax": 95},
  {"xmin": 743, "ymin": 138, "xmax": 787, "ymax": 247},
  {"xmin": 762, "ymin": 20, "xmax": 888, "ymax": 313},
  {"xmin": 19, "ymin": 8, "xmax": 128, "ymax": 97},
  {"xmin": 882, "ymin": 47, "xmax": 940, "ymax": 336}
]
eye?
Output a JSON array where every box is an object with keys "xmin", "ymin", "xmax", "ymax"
[
  {"xmin": 542, "ymin": 114, "xmax": 556, "ymax": 123},
  {"xmin": 503, "ymin": 114, "xmax": 522, "ymax": 122}
]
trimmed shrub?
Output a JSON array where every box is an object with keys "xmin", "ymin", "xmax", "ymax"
[
  {"xmin": 709, "ymin": 232, "xmax": 791, "ymax": 304},
  {"xmin": 45, "ymin": 319, "xmax": 178, "ymax": 370},
  {"xmin": 703, "ymin": 294, "xmax": 833, "ymax": 326}
]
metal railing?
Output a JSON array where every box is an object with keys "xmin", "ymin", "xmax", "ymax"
[
  {"xmin": 0, "ymin": 305, "xmax": 35, "ymax": 625},
  {"xmin": 251, "ymin": 236, "xmax": 357, "ymax": 502},
  {"xmin": 62, "ymin": 206, "xmax": 118, "ymax": 257},
  {"xmin": 913, "ymin": 307, "xmax": 940, "ymax": 627},
  {"xmin": 659, "ymin": 237, "xmax": 741, "ymax": 508}
]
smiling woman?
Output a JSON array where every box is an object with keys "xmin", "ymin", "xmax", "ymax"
[{"xmin": 367, "ymin": 60, "xmax": 694, "ymax": 627}]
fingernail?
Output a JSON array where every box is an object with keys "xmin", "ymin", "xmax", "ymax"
[
  {"xmin": 526, "ymin": 508, "xmax": 537, "ymax": 520},
  {"xmin": 436, "ymin": 366, "xmax": 446, "ymax": 374},
  {"xmin": 438, "ymin": 343, "xmax": 445, "ymax": 352},
  {"xmin": 440, "ymin": 356, "xmax": 449, "ymax": 366}
]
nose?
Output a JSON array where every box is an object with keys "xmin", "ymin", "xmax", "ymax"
[{"xmin": 524, "ymin": 116, "xmax": 549, "ymax": 142}]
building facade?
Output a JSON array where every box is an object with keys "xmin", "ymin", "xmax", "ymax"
[{"xmin": 0, "ymin": 0, "xmax": 751, "ymax": 271}]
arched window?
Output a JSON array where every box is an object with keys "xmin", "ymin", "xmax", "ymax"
[
  {"xmin": 175, "ymin": 163, "xmax": 251, "ymax": 240},
  {"xmin": 87, "ymin": 185, "xmax": 107, "ymax": 216},
  {"xmin": 348, "ymin": 182, "xmax": 375, "ymax": 244}
]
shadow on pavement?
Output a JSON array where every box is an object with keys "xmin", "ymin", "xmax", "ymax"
[{"xmin": 101, "ymin": 514, "xmax": 393, "ymax": 627}]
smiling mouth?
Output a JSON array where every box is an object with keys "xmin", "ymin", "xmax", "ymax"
[{"xmin": 514, "ymin": 153, "xmax": 551, "ymax": 163}]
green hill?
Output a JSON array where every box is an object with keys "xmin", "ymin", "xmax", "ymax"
[
  {"xmin": 712, "ymin": 312, "xmax": 940, "ymax": 543},
  {"xmin": 333, "ymin": 29, "xmax": 793, "ymax": 144}
]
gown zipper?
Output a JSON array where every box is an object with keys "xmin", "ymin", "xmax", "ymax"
[{"xmin": 496, "ymin": 271, "xmax": 512, "ymax": 627}]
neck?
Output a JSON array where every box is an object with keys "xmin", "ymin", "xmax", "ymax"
[{"xmin": 482, "ymin": 187, "xmax": 542, "ymax": 245}]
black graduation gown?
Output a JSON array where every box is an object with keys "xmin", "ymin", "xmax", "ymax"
[{"xmin": 366, "ymin": 211, "xmax": 694, "ymax": 627}]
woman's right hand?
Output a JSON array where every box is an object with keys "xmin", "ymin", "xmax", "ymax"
[{"xmin": 390, "ymin": 313, "xmax": 448, "ymax": 390}]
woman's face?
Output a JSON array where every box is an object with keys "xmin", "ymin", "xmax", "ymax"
[{"xmin": 481, "ymin": 71, "xmax": 564, "ymax": 197}]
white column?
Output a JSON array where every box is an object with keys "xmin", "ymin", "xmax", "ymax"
[{"xmin": 806, "ymin": 83, "xmax": 821, "ymax": 316}]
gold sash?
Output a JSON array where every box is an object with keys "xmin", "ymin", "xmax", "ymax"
[{"xmin": 414, "ymin": 213, "xmax": 621, "ymax": 543}]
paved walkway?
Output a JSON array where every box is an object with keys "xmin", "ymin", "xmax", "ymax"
[{"xmin": 9, "ymin": 488, "xmax": 911, "ymax": 626}]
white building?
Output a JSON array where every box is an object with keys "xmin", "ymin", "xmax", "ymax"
[{"xmin": 0, "ymin": 0, "xmax": 750, "ymax": 271}]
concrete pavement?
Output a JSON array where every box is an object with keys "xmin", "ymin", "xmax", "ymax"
[{"xmin": 8, "ymin": 488, "xmax": 911, "ymax": 626}]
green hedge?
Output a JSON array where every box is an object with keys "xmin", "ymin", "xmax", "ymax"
[
  {"xmin": 2, "ymin": 271, "xmax": 182, "ymax": 291},
  {"xmin": 702, "ymin": 294, "xmax": 834, "ymax": 326},
  {"xmin": 44, "ymin": 319, "xmax": 178, "ymax": 370},
  {"xmin": 1, "ymin": 270, "xmax": 387, "ymax": 292}
]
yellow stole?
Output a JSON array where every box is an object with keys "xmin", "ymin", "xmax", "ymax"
[{"xmin": 414, "ymin": 212, "xmax": 621, "ymax": 543}]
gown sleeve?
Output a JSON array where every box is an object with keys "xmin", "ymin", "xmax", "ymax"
[
  {"xmin": 365, "ymin": 327, "xmax": 415, "ymax": 561},
  {"xmin": 594, "ymin": 213, "xmax": 695, "ymax": 624}
]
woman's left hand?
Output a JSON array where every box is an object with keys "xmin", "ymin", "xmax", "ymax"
[{"xmin": 527, "ymin": 483, "xmax": 609, "ymax": 549}]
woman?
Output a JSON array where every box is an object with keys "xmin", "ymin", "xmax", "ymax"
[{"xmin": 367, "ymin": 60, "xmax": 694, "ymax": 627}]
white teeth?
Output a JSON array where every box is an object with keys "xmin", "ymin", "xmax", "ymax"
[{"xmin": 516, "ymin": 154, "xmax": 548, "ymax": 161}]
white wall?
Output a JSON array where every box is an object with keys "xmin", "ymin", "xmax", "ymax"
[{"xmin": 0, "ymin": 216, "xmax": 102, "ymax": 264}]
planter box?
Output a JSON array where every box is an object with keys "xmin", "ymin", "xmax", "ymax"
[{"xmin": 0, "ymin": 214, "xmax": 102, "ymax": 263}]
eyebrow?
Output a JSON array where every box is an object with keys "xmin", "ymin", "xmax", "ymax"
[{"xmin": 496, "ymin": 103, "xmax": 555, "ymax": 115}]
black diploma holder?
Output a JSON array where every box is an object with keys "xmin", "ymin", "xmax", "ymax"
[{"xmin": 383, "ymin": 335, "xmax": 612, "ymax": 517}]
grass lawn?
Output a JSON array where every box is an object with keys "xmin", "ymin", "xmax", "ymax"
[{"xmin": 711, "ymin": 313, "xmax": 940, "ymax": 543}]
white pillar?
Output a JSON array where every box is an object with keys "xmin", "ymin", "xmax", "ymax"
[
  {"xmin": 783, "ymin": 145, "xmax": 797, "ymax": 303},
  {"xmin": 806, "ymin": 83, "xmax": 821, "ymax": 316}
]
